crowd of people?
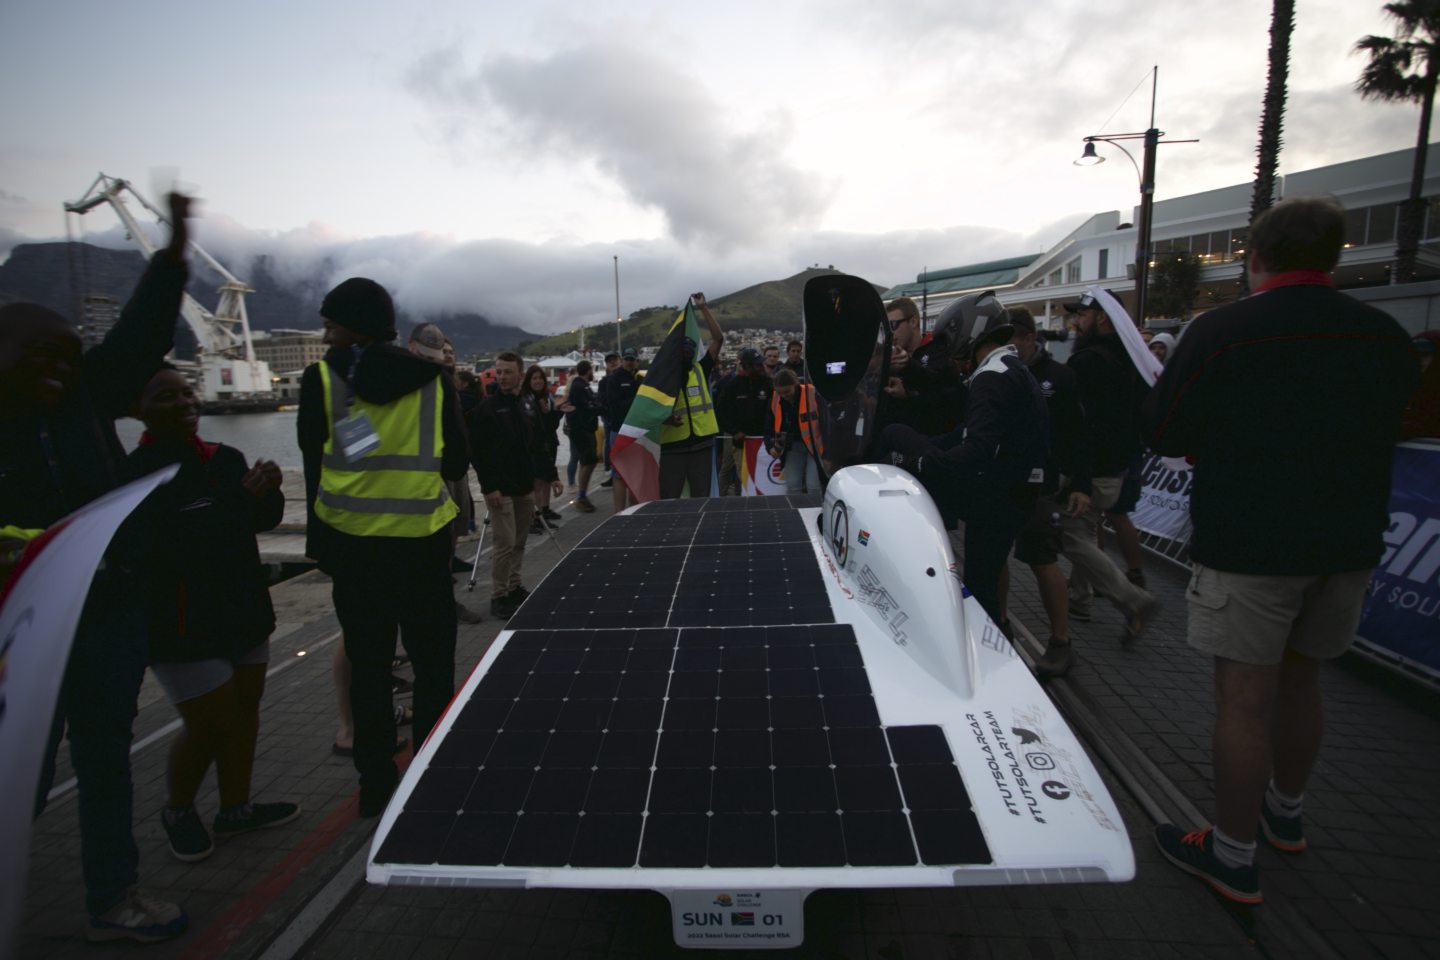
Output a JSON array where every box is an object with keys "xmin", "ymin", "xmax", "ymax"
[{"xmin": 0, "ymin": 193, "xmax": 1431, "ymax": 940}]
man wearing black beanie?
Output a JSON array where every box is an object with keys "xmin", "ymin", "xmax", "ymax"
[{"xmin": 297, "ymin": 278, "xmax": 469, "ymax": 816}]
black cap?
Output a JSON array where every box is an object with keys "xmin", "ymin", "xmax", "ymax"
[
  {"xmin": 604, "ymin": 351, "xmax": 620, "ymax": 362},
  {"xmin": 321, "ymin": 278, "xmax": 397, "ymax": 341},
  {"xmin": 1062, "ymin": 289, "xmax": 1120, "ymax": 314},
  {"xmin": 738, "ymin": 347, "xmax": 763, "ymax": 366},
  {"xmin": 622, "ymin": 347, "xmax": 638, "ymax": 358}
]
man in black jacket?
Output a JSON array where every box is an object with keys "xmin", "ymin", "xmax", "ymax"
[
  {"xmin": 603, "ymin": 348, "xmax": 642, "ymax": 510},
  {"xmin": 995, "ymin": 308, "xmax": 1093, "ymax": 677},
  {"xmin": 1143, "ymin": 196, "xmax": 1418, "ymax": 904},
  {"xmin": 881, "ymin": 295, "xmax": 966, "ymax": 436},
  {"xmin": 471, "ymin": 352, "xmax": 563, "ymax": 619},
  {"xmin": 298, "ymin": 278, "xmax": 469, "ymax": 817},
  {"xmin": 1, "ymin": 193, "xmax": 191, "ymax": 942},
  {"xmin": 880, "ymin": 321, "xmax": 1049, "ymax": 624},
  {"xmin": 716, "ymin": 348, "xmax": 773, "ymax": 490},
  {"xmin": 1062, "ymin": 289, "xmax": 1160, "ymax": 639}
]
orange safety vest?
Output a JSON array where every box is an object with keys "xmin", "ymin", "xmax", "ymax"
[{"xmin": 770, "ymin": 383, "xmax": 825, "ymax": 460}]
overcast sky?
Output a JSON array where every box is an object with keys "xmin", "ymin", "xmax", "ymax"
[{"xmin": 0, "ymin": 0, "xmax": 1422, "ymax": 333}]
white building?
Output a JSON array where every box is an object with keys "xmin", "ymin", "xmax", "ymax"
[
  {"xmin": 251, "ymin": 328, "xmax": 327, "ymax": 375},
  {"xmin": 882, "ymin": 145, "xmax": 1440, "ymax": 335}
]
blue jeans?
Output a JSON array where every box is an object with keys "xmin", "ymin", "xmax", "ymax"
[
  {"xmin": 782, "ymin": 445, "xmax": 822, "ymax": 494},
  {"xmin": 35, "ymin": 571, "xmax": 147, "ymax": 916}
]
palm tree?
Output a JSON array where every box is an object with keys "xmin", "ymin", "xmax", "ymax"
[
  {"xmin": 1356, "ymin": 1, "xmax": 1440, "ymax": 284},
  {"xmin": 1241, "ymin": 0, "xmax": 1295, "ymax": 296}
]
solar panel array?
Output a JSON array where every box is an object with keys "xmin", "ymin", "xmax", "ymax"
[{"xmin": 375, "ymin": 497, "xmax": 991, "ymax": 871}]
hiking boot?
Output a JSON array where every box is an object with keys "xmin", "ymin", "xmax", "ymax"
[
  {"xmin": 541, "ymin": 507, "xmax": 563, "ymax": 522},
  {"xmin": 600, "ymin": 477, "xmax": 614, "ymax": 488},
  {"xmin": 1034, "ymin": 639, "xmax": 1075, "ymax": 679},
  {"xmin": 1125, "ymin": 594, "xmax": 1161, "ymax": 643},
  {"xmin": 213, "ymin": 801, "xmax": 302, "ymax": 838},
  {"xmin": 491, "ymin": 595, "xmax": 517, "ymax": 620},
  {"xmin": 88, "ymin": 888, "xmax": 188, "ymax": 943},
  {"xmin": 530, "ymin": 516, "xmax": 546, "ymax": 534},
  {"xmin": 573, "ymin": 497, "xmax": 596, "ymax": 513},
  {"xmin": 507, "ymin": 585, "xmax": 531, "ymax": 605},
  {"xmin": 160, "ymin": 806, "xmax": 213, "ymax": 863},
  {"xmin": 1259, "ymin": 806, "xmax": 1308, "ymax": 853},
  {"xmin": 1154, "ymin": 825, "xmax": 1262, "ymax": 904}
]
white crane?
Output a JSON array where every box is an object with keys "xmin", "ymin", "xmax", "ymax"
[{"xmin": 64, "ymin": 173, "xmax": 275, "ymax": 402}]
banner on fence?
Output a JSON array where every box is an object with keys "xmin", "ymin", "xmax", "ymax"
[
  {"xmin": 739, "ymin": 438, "xmax": 788, "ymax": 496},
  {"xmin": 1358, "ymin": 441, "xmax": 1440, "ymax": 681},
  {"xmin": 1128, "ymin": 452, "xmax": 1194, "ymax": 542}
]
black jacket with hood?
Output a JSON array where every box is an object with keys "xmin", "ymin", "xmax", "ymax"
[
  {"xmin": 1067, "ymin": 331, "xmax": 1148, "ymax": 478},
  {"xmin": 125, "ymin": 439, "xmax": 283, "ymax": 663},
  {"xmin": 297, "ymin": 343, "xmax": 469, "ymax": 572}
]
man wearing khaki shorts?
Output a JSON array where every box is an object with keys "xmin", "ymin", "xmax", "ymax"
[{"xmin": 1142, "ymin": 196, "xmax": 1418, "ymax": 905}]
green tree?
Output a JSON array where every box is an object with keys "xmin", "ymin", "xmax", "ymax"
[
  {"xmin": 1241, "ymin": 0, "xmax": 1296, "ymax": 296},
  {"xmin": 1355, "ymin": 0, "xmax": 1440, "ymax": 283},
  {"xmin": 1148, "ymin": 253, "xmax": 1203, "ymax": 320}
]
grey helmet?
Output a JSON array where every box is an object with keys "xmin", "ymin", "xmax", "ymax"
[{"xmin": 932, "ymin": 290, "xmax": 1008, "ymax": 363}]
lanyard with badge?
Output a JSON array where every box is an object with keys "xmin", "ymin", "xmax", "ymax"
[{"xmin": 334, "ymin": 348, "xmax": 382, "ymax": 462}]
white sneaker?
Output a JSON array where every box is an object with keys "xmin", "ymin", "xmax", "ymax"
[{"xmin": 88, "ymin": 887, "xmax": 188, "ymax": 943}]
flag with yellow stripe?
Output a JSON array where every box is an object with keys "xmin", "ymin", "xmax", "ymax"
[{"xmin": 611, "ymin": 302, "xmax": 701, "ymax": 502}]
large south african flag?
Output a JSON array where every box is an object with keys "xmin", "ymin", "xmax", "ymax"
[{"xmin": 610, "ymin": 302, "xmax": 701, "ymax": 502}]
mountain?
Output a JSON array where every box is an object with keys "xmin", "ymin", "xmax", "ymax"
[
  {"xmin": 0, "ymin": 242, "xmax": 540, "ymax": 356},
  {"xmin": 519, "ymin": 266, "xmax": 881, "ymax": 355}
]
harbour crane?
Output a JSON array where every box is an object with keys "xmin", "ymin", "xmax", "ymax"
[{"xmin": 64, "ymin": 173, "xmax": 275, "ymax": 403}]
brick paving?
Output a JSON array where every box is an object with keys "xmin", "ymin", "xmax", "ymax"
[{"xmin": 20, "ymin": 488, "xmax": 1440, "ymax": 958}]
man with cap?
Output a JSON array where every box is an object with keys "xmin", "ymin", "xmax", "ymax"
[
  {"xmin": 596, "ymin": 351, "xmax": 621, "ymax": 487},
  {"xmin": 879, "ymin": 315, "xmax": 1049, "ymax": 624},
  {"xmin": 603, "ymin": 347, "xmax": 643, "ymax": 510},
  {"xmin": 298, "ymin": 279, "xmax": 470, "ymax": 817},
  {"xmin": 716, "ymin": 347, "xmax": 773, "ymax": 491},
  {"xmin": 3, "ymin": 192, "xmax": 193, "ymax": 943},
  {"xmin": 1062, "ymin": 289, "xmax": 1161, "ymax": 640},
  {"xmin": 995, "ymin": 307, "xmax": 1092, "ymax": 677}
]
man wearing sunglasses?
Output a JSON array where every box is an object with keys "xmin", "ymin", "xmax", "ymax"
[{"xmin": 882, "ymin": 296, "xmax": 966, "ymax": 436}]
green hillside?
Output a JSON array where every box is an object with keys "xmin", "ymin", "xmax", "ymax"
[{"xmin": 519, "ymin": 266, "xmax": 874, "ymax": 355}]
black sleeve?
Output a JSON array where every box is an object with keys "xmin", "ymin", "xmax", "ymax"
[
  {"xmin": 469, "ymin": 401, "xmax": 501, "ymax": 495},
  {"xmin": 1142, "ymin": 322, "xmax": 1209, "ymax": 457},
  {"xmin": 1053, "ymin": 369, "xmax": 1092, "ymax": 496},
  {"xmin": 439, "ymin": 374, "xmax": 469, "ymax": 482},
  {"xmin": 296, "ymin": 364, "xmax": 331, "ymax": 564},
  {"xmin": 922, "ymin": 372, "xmax": 1008, "ymax": 484},
  {"xmin": 222, "ymin": 447, "xmax": 284, "ymax": 534},
  {"xmin": 84, "ymin": 252, "xmax": 188, "ymax": 419}
]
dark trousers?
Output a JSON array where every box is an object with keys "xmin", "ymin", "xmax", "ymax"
[
  {"xmin": 331, "ymin": 529, "xmax": 457, "ymax": 801},
  {"xmin": 958, "ymin": 488, "xmax": 1030, "ymax": 625},
  {"xmin": 35, "ymin": 573, "xmax": 147, "ymax": 915},
  {"xmin": 659, "ymin": 441, "xmax": 715, "ymax": 499}
]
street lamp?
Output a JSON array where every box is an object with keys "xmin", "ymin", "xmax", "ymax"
[
  {"xmin": 613, "ymin": 255, "xmax": 623, "ymax": 353},
  {"xmin": 1075, "ymin": 66, "xmax": 1195, "ymax": 324}
]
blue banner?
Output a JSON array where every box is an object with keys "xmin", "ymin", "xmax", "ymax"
[{"xmin": 1358, "ymin": 442, "xmax": 1440, "ymax": 681}]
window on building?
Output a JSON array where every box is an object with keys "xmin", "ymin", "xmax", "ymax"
[
  {"xmin": 1098, "ymin": 248, "xmax": 1109, "ymax": 279},
  {"xmin": 1049, "ymin": 268, "xmax": 1063, "ymax": 286},
  {"xmin": 1208, "ymin": 231, "xmax": 1231, "ymax": 262},
  {"xmin": 1343, "ymin": 207, "xmax": 1368, "ymax": 247},
  {"xmin": 1369, "ymin": 203, "xmax": 1397, "ymax": 244},
  {"xmin": 1065, "ymin": 258, "xmax": 1081, "ymax": 284}
]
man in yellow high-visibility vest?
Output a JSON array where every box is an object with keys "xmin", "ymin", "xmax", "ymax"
[{"xmin": 298, "ymin": 278, "xmax": 470, "ymax": 817}]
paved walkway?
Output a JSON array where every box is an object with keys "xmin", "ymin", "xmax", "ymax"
[{"xmin": 20, "ymin": 488, "xmax": 1440, "ymax": 959}]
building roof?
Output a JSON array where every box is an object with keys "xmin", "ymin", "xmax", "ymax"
[{"xmin": 881, "ymin": 254, "xmax": 1040, "ymax": 300}]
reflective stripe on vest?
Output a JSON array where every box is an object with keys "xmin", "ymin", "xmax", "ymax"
[
  {"xmin": 770, "ymin": 383, "xmax": 825, "ymax": 460},
  {"xmin": 659, "ymin": 365, "xmax": 719, "ymax": 443},
  {"xmin": 316, "ymin": 361, "xmax": 458, "ymax": 538}
]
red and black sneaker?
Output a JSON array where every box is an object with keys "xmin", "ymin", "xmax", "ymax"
[{"xmin": 1154, "ymin": 824, "xmax": 1262, "ymax": 904}]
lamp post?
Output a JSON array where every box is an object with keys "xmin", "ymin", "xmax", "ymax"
[
  {"xmin": 1075, "ymin": 66, "xmax": 1195, "ymax": 324},
  {"xmin": 613, "ymin": 255, "xmax": 622, "ymax": 353}
]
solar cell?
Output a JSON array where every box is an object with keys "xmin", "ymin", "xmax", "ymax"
[{"xmin": 374, "ymin": 623, "xmax": 992, "ymax": 870}]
